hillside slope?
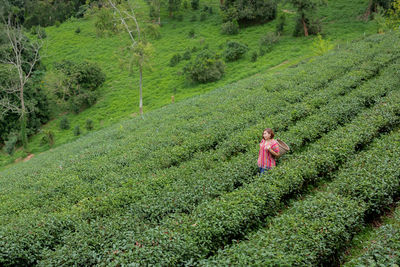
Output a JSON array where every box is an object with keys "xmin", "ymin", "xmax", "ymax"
[
  {"xmin": 1, "ymin": 30, "xmax": 399, "ymax": 265},
  {"xmin": 0, "ymin": 0, "xmax": 377, "ymax": 167}
]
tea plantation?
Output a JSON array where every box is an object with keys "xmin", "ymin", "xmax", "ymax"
[{"xmin": 1, "ymin": 31, "xmax": 400, "ymax": 265}]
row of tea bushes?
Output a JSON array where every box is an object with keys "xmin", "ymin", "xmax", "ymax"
[
  {"xmin": 41, "ymin": 76, "xmax": 400, "ymax": 265},
  {"xmin": 203, "ymin": 128, "xmax": 400, "ymax": 266},
  {"xmin": 344, "ymin": 207, "xmax": 400, "ymax": 266}
]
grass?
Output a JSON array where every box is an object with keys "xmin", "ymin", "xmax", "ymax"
[{"xmin": 0, "ymin": 0, "xmax": 378, "ymax": 169}]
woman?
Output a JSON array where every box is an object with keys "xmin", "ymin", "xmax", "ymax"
[{"xmin": 258, "ymin": 128, "xmax": 279, "ymax": 175}]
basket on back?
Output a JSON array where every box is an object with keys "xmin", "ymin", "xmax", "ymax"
[{"xmin": 276, "ymin": 138, "xmax": 290, "ymax": 157}]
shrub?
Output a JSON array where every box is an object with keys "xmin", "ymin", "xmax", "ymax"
[
  {"xmin": 94, "ymin": 8, "xmax": 117, "ymax": 36},
  {"xmin": 221, "ymin": 20, "xmax": 239, "ymax": 35},
  {"xmin": 40, "ymin": 130, "xmax": 55, "ymax": 147},
  {"xmin": 176, "ymin": 13, "xmax": 184, "ymax": 21},
  {"xmin": 188, "ymin": 28, "xmax": 195, "ymax": 38},
  {"xmin": 209, "ymin": 6, "xmax": 213, "ymax": 14},
  {"xmin": 59, "ymin": 117, "xmax": 70, "ymax": 130},
  {"xmin": 144, "ymin": 24, "xmax": 161, "ymax": 40},
  {"xmin": 275, "ymin": 13, "xmax": 286, "ymax": 34},
  {"xmin": 221, "ymin": 0, "xmax": 277, "ymax": 26},
  {"xmin": 183, "ymin": 0, "xmax": 188, "ymax": 9},
  {"xmin": 182, "ymin": 50, "xmax": 191, "ymax": 60},
  {"xmin": 191, "ymin": 0, "xmax": 199, "ymax": 10},
  {"xmin": 85, "ymin": 119, "xmax": 94, "ymax": 131},
  {"xmin": 223, "ymin": 41, "xmax": 249, "ymax": 62},
  {"xmin": 191, "ymin": 46, "xmax": 198, "ymax": 52},
  {"xmin": 251, "ymin": 51, "xmax": 258, "ymax": 62},
  {"xmin": 190, "ymin": 14, "xmax": 197, "ymax": 22},
  {"xmin": 54, "ymin": 60, "xmax": 106, "ymax": 113},
  {"xmin": 4, "ymin": 135, "xmax": 18, "ymax": 155},
  {"xmin": 74, "ymin": 125, "xmax": 81, "ymax": 136},
  {"xmin": 75, "ymin": 27, "xmax": 81, "ymax": 34},
  {"xmin": 259, "ymin": 32, "xmax": 280, "ymax": 53},
  {"xmin": 293, "ymin": 16, "xmax": 322, "ymax": 37},
  {"xmin": 55, "ymin": 21, "xmax": 61, "ymax": 27},
  {"xmin": 200, "ymin": 11, "xmax": 207, "ymax": 21},
  {"xmin": 169, "ymin": 53, "xmax": 182, "ymax": 67},
  {"xmin": 183, "ymin": 49, "xmax": 225, "ymax": 83}
]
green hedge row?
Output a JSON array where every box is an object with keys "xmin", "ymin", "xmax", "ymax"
[
  {"xmin": 38, "ymin": 68, "xmax": 400, "ymax": 265},
  {"xmin": 345, "ymin": 207, "xmax": 400, "ymax": 266},
  {"xmin": 203, "ymin": 128, "xmax": 400, "ymax": 266}
]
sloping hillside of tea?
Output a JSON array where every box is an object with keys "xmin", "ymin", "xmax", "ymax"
[
  {"xmin": 1, "ymin": 31, "xmax": 400, "ymax": 265},
  {"xmin": 0, "ymin": 0, "xmax": 378, "ymax": 167}
]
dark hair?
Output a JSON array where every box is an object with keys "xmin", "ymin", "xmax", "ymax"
[{"xmin": 263, "ymin": 128, "xmax": 274, "ymax": 140}]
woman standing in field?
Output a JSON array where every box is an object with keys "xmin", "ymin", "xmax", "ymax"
[{"xmin": 258, "ymin": 128, "xmax": 280, "ymax": 175}]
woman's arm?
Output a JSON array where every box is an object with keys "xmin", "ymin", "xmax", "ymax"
[{"xmin": 268, "ymin": 147, "xmax": 279, "ymax": 157}]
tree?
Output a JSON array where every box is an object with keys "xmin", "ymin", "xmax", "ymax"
[
  {"xmin": 109, "ymin": 0, "xmax": 153, "ymax": 116},
  {"xmin": 0, "ymin": 17, "xmax": 42, "ymax": 148},
  {"xmin": 289, "ymin": 0, "xmax": 326, "ymax": 36},
  {"xmin": 221, "ymin": 0, "xmax": 277, "ymax": 26}
]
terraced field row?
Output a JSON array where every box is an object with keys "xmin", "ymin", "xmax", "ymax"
[{"xmin": 344, "ymin": 205, "xmax": 400, "ymax": 266}]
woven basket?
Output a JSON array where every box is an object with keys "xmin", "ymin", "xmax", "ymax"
[{"xmin": 276, "ymin": 138, "xmax": 290, "ymax": 157}]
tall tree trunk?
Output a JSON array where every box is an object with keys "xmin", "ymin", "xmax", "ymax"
[
  {"xmin": 220, "ymin": 0, "xmax": 224, "ymax": 5},
  {"xmin": 139, "ymin": 65, "xmax": 143, "ymax": 115},
  {"xmin": 363, "ymin": 0, "xmax": 374, "ymax": 21},
  {"xmin": 302, "ymin": 16, "xmax": 309, "ymax": 37},
  {"xmin": 19, "ymin": 86, "xmax": 28, "ymax": 149}
]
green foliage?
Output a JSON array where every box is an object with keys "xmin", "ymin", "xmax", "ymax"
[
  {"xmin": 4, "ymin": 135, "xmax": 18, "ymax": 155},
  {"xmin": 290, "ymin": 0, "xmax": 326, "ymax": 36},
  {"xmin": 94, "ymin": 8, "xmax": 118, "ymax": 37},
  {"xmin": 40, "ymin": 130, "xmax": 55, "ymax": 147},
  {"xmin": 144, "ymin": 24, "xmax": 161, "ymax": 40},
  {"xmin": 312, "ymin": 34, "xmax": 334, "ymax": 56},
  {"xmin": 220, "ymin": 0, "xmax": 277, "ymax": 26},
  {"xmin": 73, "ymin": 125, "xmax": 81, "ymax": 136},
  {"xmin": 374, "ymin": 0, "xmax": 400, "ymax": 33},
  {"xmin": 169, "ymin": 53, "xmax": 182, "ymax": 66},
  {"xmin": 251, "ymin": 51, "xmax": 258, "ymax": 62},
  {"xmin": 221, "ymin": 20, "xmax": 239, "ymax": 35},
  {"xmin": 190, "ymin": 14, "xmax": 197, "ymax": 22},
  {"xmin": 275, "ymin": 13, "xmax": 286, "ymax": 34},
  {"xmin": 188, "ymin": 28, "xmax": 195, "ymax": 37},
  {"xmin": 75, "ymin": 27, "xmax": 81, "ymax": 34},
  {"xmin": 200, "ymin": 11, "xmax": 207, "ymax": 21},
  {"xmin": 183, "ymin": 49, "xmax": 225, "ymax": 83},
  {"xmin": 182, "ymin": 50, "xmax": 191, "ymax": 60},
  {"xmin": 59, "ymin": 117, "xmax": 70, "ymax": 130},
  {"xmin": 191, "ymin": 0, "xmax": 199, "ymax": 10},
  {"xmin": 346, "ymin": 208, "xmax": 400, "ymax": 266},
  {"xmin": 1, "ymin": 33, "xmax": 399, "ymax": 265},
  {"xmin": 223, "ymin": 41, "xmax": 249, "ymax": 61},
  {"xmin": 52, "ymin": 60, "xmax": 105, "ymax": 113},
  {"xmin": 85, "ymin": 119, "xmax": 94, "ymax": 131},
  {"xmin": 259, "ymin": 32, "xmax": 280, "ymax": 53}
]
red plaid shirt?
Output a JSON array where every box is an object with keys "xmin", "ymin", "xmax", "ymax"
[{"xmin": 258, "ymin": 139, "xmax": 279, "ymax": 168}]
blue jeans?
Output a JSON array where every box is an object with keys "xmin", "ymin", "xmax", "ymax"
[{"xmin": 259, "ymin": 167, "xmax": 271, "ymax": 175}]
